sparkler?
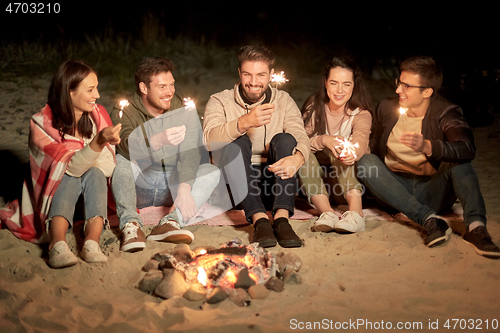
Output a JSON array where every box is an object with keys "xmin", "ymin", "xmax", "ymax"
[
  {"xmin": 271, "ymin": 71, "xmax": 289, "ymax": 88},
  {"xmin": 183, "ymin": 97, "xmax": 196, "ymax": 110},
  {"xmin": 399, "ymin": 107, "xmax": 408, "ymax": 115},
  {"xmin": 118, "ymin": 99, "xmax": 129, "ymax": 119},
  {"xmin": 335, "ymin": 137, "xmax": 359, "ymax": 159}
]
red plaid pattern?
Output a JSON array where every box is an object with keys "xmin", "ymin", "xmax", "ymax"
[{"xmin": 0, "ymin": 104, "xmax": 114, "ymax": 243}]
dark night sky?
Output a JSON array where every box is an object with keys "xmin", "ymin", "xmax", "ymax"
[{"xmin": 1, "ymin": 3, "xmax": 499, "ymax": 75}]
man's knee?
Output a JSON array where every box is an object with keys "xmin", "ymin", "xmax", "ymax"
[
  {"xmin": 270, "ymin": 132, "xmax": 296, "ymax": 148},
  {"xmin": 357, "ymin": 154, "xmax": 382, "ymax": 180}
]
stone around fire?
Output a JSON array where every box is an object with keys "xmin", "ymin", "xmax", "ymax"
[
  {"xmin": 138, "ymin": 269, "xmax": 163, "ymax": 294},
  {"xmin": 155, "ymin": 269, "xmax": 188, "ymax": 299},
  {"xmin": 264, "ymin": 276, "xmax": 285, "ymax": 292}
]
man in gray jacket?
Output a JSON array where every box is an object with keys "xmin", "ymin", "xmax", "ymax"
[{"xmin": 203, "ymin": 45, "xmax": 310, "ymax": 248}]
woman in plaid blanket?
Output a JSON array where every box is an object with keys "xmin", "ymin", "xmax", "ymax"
[{"xmin": 0, "ymin": 60, "xmax": 121, "ymax": 268}]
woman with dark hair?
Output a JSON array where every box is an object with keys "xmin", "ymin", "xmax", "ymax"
[
  {"xmin": 0, "ymin": 60, "xmax": 121, "ymax": 268},
  {"xmin": 299, "ymin": 56, "xmax": 372, "ymax": 234}
]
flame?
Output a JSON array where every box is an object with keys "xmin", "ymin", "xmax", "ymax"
[
  {"xmin": 118, "ymin": 110, "xmax": 123, "ymax": 119},
  {"xmin": 335, "ymin": 137, "xmax": 359, "ymax": 159},
  {"xmin": 188, "ymin": 247, "xmax": 268, "ymax": 289},
  {"xmin": 197, "ymin": 267, "xmax": 208, "ymax": 286},
  {"xmin": 399, "ymin": 107, "xmax": 408, "ymax": 115}
]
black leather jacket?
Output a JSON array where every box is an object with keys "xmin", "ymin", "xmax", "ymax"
[{"xmin": 370, "ymin": 94, "xmax": 475, "ymax": 171}]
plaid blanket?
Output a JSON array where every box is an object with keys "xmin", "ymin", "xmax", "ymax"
[{"xmin": 0, "ymin": 104, "xmax": 114, "ymax": 244}]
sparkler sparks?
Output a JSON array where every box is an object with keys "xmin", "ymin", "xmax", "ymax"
[
  {"xmin": 399, "ymin": 107, "xmax": 408, "ymax": 115},
  {"xmin": 183, "ymin": 97, "xmax": 196, "ymax": 110},
  {"xmin": 335, "ymin": 137, "xmax": 359, "ymax": 159},
  {"xmin": 118, "ymin": 99, "xmax": 129, "ymax": 119},
  {"xmin": 271, "ymin": 71, "xmax": 289, "ymax": 88}
]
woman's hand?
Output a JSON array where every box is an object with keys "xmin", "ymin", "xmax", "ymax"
[
  {"xmin": 90, "ymin": 124, "xmax": 122, "ymax": 152},
  {"xmin": 321, "ymin": 135, "xmax": 343, "ymax": 159}
]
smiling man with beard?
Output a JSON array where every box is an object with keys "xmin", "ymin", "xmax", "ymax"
[
  {"xmin": 110, "ymin": 57, "xmax": 220, "ymax": 253},
  {"xmin": 203, "ymin": 45, "xmax": 310, "ymax": 248}
]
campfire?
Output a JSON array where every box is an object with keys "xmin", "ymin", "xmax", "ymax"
[{"xmin": 138, "ymin": 239, "xmax": 302, "ymax": 306}]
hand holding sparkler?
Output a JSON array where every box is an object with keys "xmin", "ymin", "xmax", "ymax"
[
  {"xmin": 334, "ymin": 137, "xmax": 359, "ymax": 165},
  {"xmin": 237, "ymin": 103, "xmax": 275, "ymax": 132}
]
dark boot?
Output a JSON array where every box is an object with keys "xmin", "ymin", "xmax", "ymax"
[
  {"xmin": 252, "ymin": 218, "xmax": 277, "ymax": 248},
  {"xmin": 273, "ymin": 217, "xmax": 302, "ymax": 248}
]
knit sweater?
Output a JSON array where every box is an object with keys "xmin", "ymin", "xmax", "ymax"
[{"xmin": 203, "ymin": 83, "xmax": 310, "ymax": 164}]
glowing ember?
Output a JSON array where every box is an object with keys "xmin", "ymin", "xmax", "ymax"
[
  {"xmin": 184, "ymin": 97, "xmax": 196, "ymax": 110},
  {"xmin": 399, "ymin": 107, "xmax": 408, "ymax": 115},
  {"xmin": 182, "ymin": 243, "xmax": 276, "ymax": 291},
  {"xmin": 335, "ymin": 137, "xmax": 359, "ymax": 159},
  {"xmin": 271, "ymin": 71, "xmax": 289, "ymax": 86}
]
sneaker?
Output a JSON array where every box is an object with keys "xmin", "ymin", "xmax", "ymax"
[
  {"xmin": 48, "ymin": 241, "xmax": 78, "ymax": 268},
  {"xmin": 121, "ymin": 221, "xmax": 146, "ymax": 252},
  {"xmin": 423, "ymin": 217, "xmax": 451, "ymax": 247},
  {"xmin": 252, "ymin": 218, "xmax": 277, "ymax": 248},
  {"xmin": 80, "ymin": 240, "xmax": 108, "ymax": 263},
  {"xmin": 147, "ymin": 218, "xmax": 194, "ymax": 244},
  {"xmin": 311, "ymin": 212, "xmax": 339, "ymax": 232},
  {"xmin": 334, "ymin": 211, "xmax": 365, "ymax": 233},
  {"xmin": 463, "ymin": 226, "xmax": 500, "ymax": 258},
  {"xmin": 273, "ymin": 217, "xmax": 302, "ymax": 248}
]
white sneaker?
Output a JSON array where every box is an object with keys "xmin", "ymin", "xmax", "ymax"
[
  {"xmin": 48, "ymin": 241, "xmax": 78, "ymax": 268},
  {"xmin": 311, "ymin": 212, "xmax": 339, "ymax": 232},
  {"xmin": 334, "ymin": 211, "xmax": 365, "ymax": 233},
  {"xmin": 80, "ymin": 240, "xmax": 108, "ymax": 263}
]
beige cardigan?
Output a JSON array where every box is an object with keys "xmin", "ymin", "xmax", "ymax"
[{"xmin": 203, "ymin": 84, "xmax": 310, "ymax": 164}]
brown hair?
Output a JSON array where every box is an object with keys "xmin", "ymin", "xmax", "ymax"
[
  {"xmin": 135, "ymin": 57, "xmax": 175, "ymax": 95},
  {"xmin": 400, "ymin": 56, "xmax": 443, "ymax": 95},
  {"xmin": 237, "ymin": 45, "xmax": 275, "ymax": 71},
  {"xmin": 48, "ymin": 59, "xmax": 96, "ymax": 139},
  {"xmin": 302, "ymin": 56, "xmax": 373, "ymax": 137}
]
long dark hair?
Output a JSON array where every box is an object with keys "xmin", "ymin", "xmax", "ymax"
[
  {"xmin": 48, "ymin": 59, "xmax": 96, "ymax": 139},
  {"xmin": 302, "ymin": 56, "xmax": 373, "ymax": 137}
]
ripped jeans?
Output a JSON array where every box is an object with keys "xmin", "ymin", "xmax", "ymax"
[{"xmin": 47, "ymin": 166, "xmax": 109, "ymax": 232}]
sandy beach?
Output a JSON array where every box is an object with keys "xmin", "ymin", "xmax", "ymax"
[{"xmin": 1, "ymin": 72, "xmax": 500, "ymax": 333}]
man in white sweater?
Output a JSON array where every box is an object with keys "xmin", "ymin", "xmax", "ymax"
[{"xmin": 203, "ymin": 45, "xmax": 310, "ymax": 248}]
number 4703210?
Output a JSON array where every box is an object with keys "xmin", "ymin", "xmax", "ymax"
[{"xmin": 5, "ymin": 3, "xmax": 60, "ymax": 14}]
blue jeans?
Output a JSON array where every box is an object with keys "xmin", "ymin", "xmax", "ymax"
[
  {"xmin": 112, "ymin": 154, "xmax": 220, "ymax": 229},
  {"xmin": 357, "ymin": 154, "xmax": 487, "ymax": 227},
  {"xmin": 216, "ymin": 133, "xmax": 298, "ymax": 223},
  {"xmin": 47, "ymin": 167, "xmax": 108, "ymax": 231}
]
